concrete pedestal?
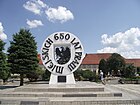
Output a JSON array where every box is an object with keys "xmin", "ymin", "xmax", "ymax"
[{"xmin": 49, "ymin": 73, "xmax": 75, "ymax": 84}]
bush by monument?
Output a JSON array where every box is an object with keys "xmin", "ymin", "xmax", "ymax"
[
  {"xmin": 74, "ymin": 69, "xmax": 96, "ymax": 81},
  {"xmin": 74, "ymin": 69, "xmax": 83, "ymax": 81},
  {"xmin": 82, "ymin": 70, "xmax": 95, "ymax": 81},
  {"xmin": 42, "ymin": 69, "xmax": 51, "ymax": 81},
  {"xmin": 26, "ymin": 67, "xmax": 44, "ymax": 82}
]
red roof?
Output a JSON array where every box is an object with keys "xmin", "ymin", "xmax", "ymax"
[
  {"xmin": 82, "ymin": 53, "xmax": 112, "ymax": 65},
  {"xmin": 125, "ymin": 59, "xmax": 140, "ymax": 67},
  {"xmin": 82, "ymin": 53, "xmax": 140, "ymax": 67},
  {"xmin": 38, "ymin": 54, "xmax": 43, "ymax": 65}
]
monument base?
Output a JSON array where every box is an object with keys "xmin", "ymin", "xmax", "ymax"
[{"xmin": 49, "ymin": 73, "xmax": 75, "ymax": 84}]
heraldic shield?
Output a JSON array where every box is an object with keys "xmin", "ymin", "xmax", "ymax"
[{"xmin": 54, "ymin": 45, "xmax": 71, "ymax": 65}]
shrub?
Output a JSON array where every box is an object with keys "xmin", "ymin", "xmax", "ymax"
[
  {"xmin": 82, "ymin": 70, "xmax": 95, "ymax": 81},
  {"xmin": 42, "ymin": 69, "xmax": 51, "ymax": 81},
  {"xmin": 26, "ymin": 67, "xmax": 44, "ymax": 82}
]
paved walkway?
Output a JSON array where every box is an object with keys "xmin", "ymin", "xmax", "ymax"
[
  {"xmin": 0, "ymin": 81, "xmax": 140, "ymax": 105},
  {"xmin": 1, "ymin": 81, "xmax": 140, "ymax": 98}
]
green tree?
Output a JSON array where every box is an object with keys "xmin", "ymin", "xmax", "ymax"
[
  {"xmin": 99, "ymin": 59, "xmax": 108, "ymax": 76},
  {"xmin": 124, "ymin": 64, "xmax": 135, "ymax": 78},
  {"xmin": 107, "ymin": 53, "xmax": 125, "ymax": 76},
  {"xmin": 137, "ymin": 67, "xmax": 140, "ymax": 74},
  {"xmin": 8, "ymin": 29, "xmax": 39, "ymax": 86},
  {"xmin": 0, "ymin": 40, "xmax": 9, "ymax": 83}
]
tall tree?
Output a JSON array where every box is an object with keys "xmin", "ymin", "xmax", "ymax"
[
  {"xmin": 98, "ymin": 59, "xmax": 108, "ymax": 76},
  {"xmin": 0, "ymin": 40, "xmax": 9, "ymax": 83},
  {"xmin": 107, "ymin": 53, "xmax": 125, "ymax": 76},
  {"xmin": 8, "ymin": 29, "xmax": 39, "ymax": 86}
]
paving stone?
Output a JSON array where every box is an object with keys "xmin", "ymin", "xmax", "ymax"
[
  {"xmin": 39, "ymin": 102, "xmax": 46, "ymax": 105},
  {"xmin": 15, "ymin": 87, "xmax": 104, "ymax": 92},
  {"xmin": 20, "ymin": 101, "xmax": 39, "ymax": 105},
  {"xmin": 0, "ymin": 92, "xmax": 123, "ymax": 98},
  {"xmin": 1, "ymin": 100, "xmax": 20, "ymax": 105},
  {"xmin": 114, "ymin": 93, "xmax": 122, "ymax": 97},
  {"xmin": 63, "ymin": 94, "xmax": 97, "ymax": 97}
]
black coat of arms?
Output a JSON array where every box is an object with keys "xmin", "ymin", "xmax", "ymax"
[{"xmin": 55, "ymin": 46, "xmax": 71, "ymax": 65}]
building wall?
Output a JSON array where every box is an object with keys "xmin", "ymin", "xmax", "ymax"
[{"xmin": 79, "ymin": 64, "xmax": 99, "ymax": 72}]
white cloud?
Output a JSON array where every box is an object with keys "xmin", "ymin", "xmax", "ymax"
[
  {"xmin": 0, "ymin": 22, "xmax": 7, "ymax": 40},
  {"xmin": 97, "ymin": 27, "xmax": 140, "ymax": 58},
  {"xmin": 23, "ymin": 0, "xmax": 47, "ymax": 15},
  {"xmin": 45, "ymin": 6, "xmax": 74, "ymax": 23},
  {"xmin": 26, "ymin": 19, "xmax": 43, "ymax": 28},
  {"xmin": 36, "ymin": 0, "xmax": 47, "ymax": 8},
  {"xmin": 97, "ymin": 47, "xmax": 117, "ymax": 53},
  {"xmin": 23, "ymin": 0, "xmax": 74, "ymax": 23}
]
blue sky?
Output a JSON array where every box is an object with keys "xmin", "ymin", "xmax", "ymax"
[{"xmin": 0, "ymin": 0, "xmax": 140, "ymax": 58}]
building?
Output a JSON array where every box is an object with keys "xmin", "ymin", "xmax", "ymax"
[
  {"xmin": 80, "ymin": 53, "xmax": 140, "ymax": 74},
  {"xmin": 38, "ymin": 54, "xmax": 46, "ymax": 71},
  {"xmin": 79, "ymin": 53, "xmax": 112, "ymax": 72}
]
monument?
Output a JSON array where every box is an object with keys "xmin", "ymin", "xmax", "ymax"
[{"xmin": 41, "ymin": 32, "xmax": 84, "ymax": 84}]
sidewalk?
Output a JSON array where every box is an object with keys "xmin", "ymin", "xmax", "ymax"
[{"xmin": 0, "ymin": 81, "xmax": 140, "ymax": 105}]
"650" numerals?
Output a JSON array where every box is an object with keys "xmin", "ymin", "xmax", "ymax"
[{"xmin": 54, "ymin": 33, "xmax": 70, "ymax": 40}]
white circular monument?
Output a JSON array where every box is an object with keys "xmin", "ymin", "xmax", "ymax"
[{"xmin": 41, "ymin": 32, "xmax": 84, "ymax": 84}]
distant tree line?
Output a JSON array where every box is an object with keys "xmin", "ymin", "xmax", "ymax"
[{"xmin": 98, "ymin": 53, "xmax": 136, "ymax": 78}]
